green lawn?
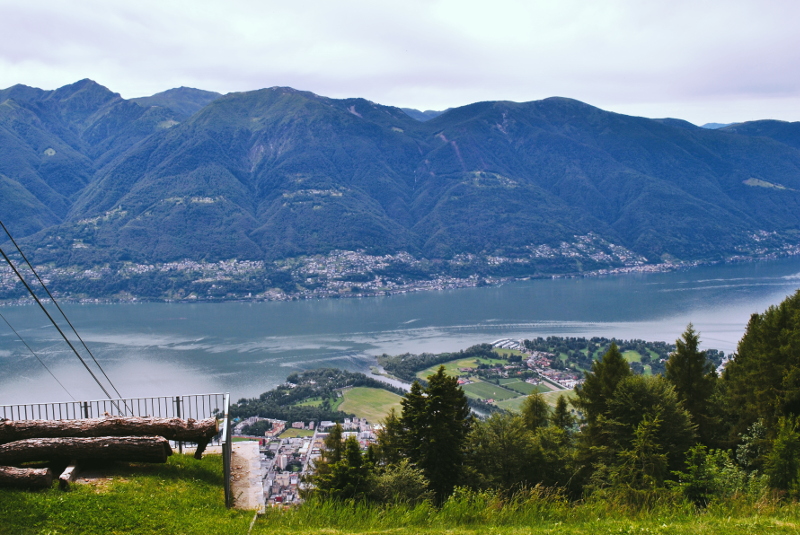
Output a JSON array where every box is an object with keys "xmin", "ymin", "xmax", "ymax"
[
  {"xmin": 495, "ymin": 396, "xmax": 527, "ymax": 412},
  {"xmin": 279, "ymin": 428, "xmax": 315, "ymax": 438},
  {"xmin": 461, "ymin": 380, "xmax": 519, "ymax": 401},
  {"xmin": 296, "ymin": 397, "xmax": 325, "ymax": 407},
  {"xmin": 493, "ymin": 348, "xmax": 524, "ymax": 358},
  {"xmin": 501, "ymin": 380, "xmax": 544, "ymax": 395},
  {"xmin": 2, "ymin": 454, "xmax": 799, "ymax": 535},
  {"xmin": 416, "ymin": 357, "xmax": 506, "ymax": 380},
  {"xmin": 622, "ymin": 350, "xmax": 642, "ymax": 363},
  {"xmin": 338, "ymin": 387, "xmax": 404, "ymax": 424}
]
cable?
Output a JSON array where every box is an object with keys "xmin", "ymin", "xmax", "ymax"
[
  {"xmin": 0, "ymin": 220, "xmax": 125, "ymax": 400},
  {"xmin": 0, "ymin": 309, "xmax": 75, "ymax": 400},
  {"xmin": 0, "ymin": 244, "xmax": 118, "ymax": 403}
]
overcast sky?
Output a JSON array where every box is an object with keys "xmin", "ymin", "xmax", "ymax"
[{"xmin": 1, "ymin": 0, "xmax": 798, "ymax": 125}]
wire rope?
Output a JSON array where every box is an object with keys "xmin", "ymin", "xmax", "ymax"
[
  {"xmin": 0, "ymin": 309, "xmax": 75, "ymax": 399},
  {"xmin": 0, "ymin": 220, "xmax": 125, "ymax": 400}
]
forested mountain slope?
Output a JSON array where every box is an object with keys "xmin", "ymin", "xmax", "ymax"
[{"xmin": 2, "ymin": 80, "xmax": 800, "ymax": 268}]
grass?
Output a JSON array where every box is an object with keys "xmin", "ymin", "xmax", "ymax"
[
  {"xmin": 416, "ymin": 357, "xmax": 506, "ymax": 380},
  {"xmin": 0, "ymin": 454, "xmax": 251, "ymax": 534},
  {"xmin": 461, "ymin": 380, "xmax": 519, "ymax": 401},
  {"xmin": 279, "ymin": 428, "xmax": 315, "ymax": 438},
  {"xmin": 3, "ymin": 456, "xmax": 800, "ymax": 534},
  {"xmin": 493, "ymin": 348, "xmax": 524, "ymax": 357},
  {"xmin": 622, "ymin": 350, "xmax": 642, "ymax": 363},
  {"xmin": 338, "ymin": 387, "xmax": 403, "ymax": 423},
  {"xmin": 501, "ymin": 379, "xmax": 542, "ymax": 395},
  {"xmin": 296, "ymin": 397, "xmax": 325, "ymax": 407}
]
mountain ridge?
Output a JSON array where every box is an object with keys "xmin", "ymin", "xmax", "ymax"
[{"xmin": 2, "ymin": 80, "xmax": 800, "ymax": 277}]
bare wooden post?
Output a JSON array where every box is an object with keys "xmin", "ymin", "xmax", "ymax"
[{"xmin": 58, "ymin": 460, "xmax": 79, "ymax": 490}]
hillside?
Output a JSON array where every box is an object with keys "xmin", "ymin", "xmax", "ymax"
[{"xmin": 2, "ymin": 80, "xmax": 800, "ymax": 298}]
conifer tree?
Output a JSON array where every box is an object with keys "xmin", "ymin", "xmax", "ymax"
[
  {"xmin": 551, "ymin": 394, "xmax": 575, "ymax": 431},
  {"xmin": 574, "ymin": 343, "xmax": 631, "ymax": 426},
  {"xmin": 665, "ymin": 324, "xmax": 717, "ymax": 445},
  {"xmin": 421, "ymin": 366, "xmax": 472, "ymax": 503},
  {"xmin": 521, "ymin": 392, "xmax": 550, "ymax": 431}
]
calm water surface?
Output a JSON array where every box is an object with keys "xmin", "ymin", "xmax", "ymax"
[{"xmin": 1, "ymin": 257, "xmax": 799, "ymax": 404}]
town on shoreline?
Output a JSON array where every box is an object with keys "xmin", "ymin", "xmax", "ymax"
[{"xmin": 2, "ymin": 233, "xmax": 799, "ymax": 306}]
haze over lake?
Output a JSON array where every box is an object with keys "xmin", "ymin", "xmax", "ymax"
[{"xmin": 1, "ymin": 257, "xmax": 800, "ymax": 405}]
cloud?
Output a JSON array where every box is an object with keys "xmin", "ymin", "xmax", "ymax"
[{"xmin": 0, "ymin": 0, "xmax": 799, "ymax": 124}]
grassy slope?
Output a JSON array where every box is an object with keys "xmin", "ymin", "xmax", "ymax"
[
  {"xmin": 2, "ymin": 454, "xmax": 799, "ymax": 534},
  {"xmin": 338, "ymin": 387, "xmax": 403, "ymax": 423},
  {"xmin": 0, "ymin": 455, "xmax": 251, "ymax": 535}
]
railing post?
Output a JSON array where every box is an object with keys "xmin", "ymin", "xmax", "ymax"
[
  {"xmin": 82, "ymin": 402, "xmax": 90, "ymax": 419},
  {"xmin": 222, "ymin": 393, "xmax": 232, "ymax": 508},
  {"xmin": 175, "ymin": 396, "xmax": 183, "ymax": 454}
]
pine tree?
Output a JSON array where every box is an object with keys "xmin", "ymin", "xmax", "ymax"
[
  {"xmin": 399, "ymin": 381, "xmax": 428, "ymax": 466},
  {"xmin": 551, "ymin": 394, "xmax": 575, "ymax": 431},
  {"xmin": 376, "ymin": 408, "xmax": 404, "ymax": 465},
  {"xmin": 665, "ymin": 324, "xmax": 717, "ymax": 445},
  {"xmin": 420, "ymin": 366, "xmax": 472, "ymax": 503},
  {"xmin": 574, "ymin": 343, "xmax": 631, "ymax": 426},
  {"xmin": 521, "ymin": 392, "xmax": 550, "ymax": 431}
]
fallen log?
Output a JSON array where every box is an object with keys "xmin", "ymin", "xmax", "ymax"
[
  {"xmin": 0, "ymin": 436, "xmax": 172, "ymax": 465},
  {"xmin": 0, "ymin": 417, "xmax": 218, "ymax": 459},
  {"xmin": 0, "ymin": 466, "xmax": 53, "ymax": 489}
]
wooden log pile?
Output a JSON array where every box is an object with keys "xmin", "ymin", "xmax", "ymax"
[{"xmin": 0, "ymin": 416, "xmax": 219, "ymax": 490}]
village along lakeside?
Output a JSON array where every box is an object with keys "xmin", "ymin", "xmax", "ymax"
[{"xmin": 0, "ymin": 255, "xmax": 799, "ymax": 405}]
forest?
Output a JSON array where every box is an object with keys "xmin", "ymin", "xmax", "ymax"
[{"xmin": 305, "ymin": 289, "xmax": 800, "ymax": 509}]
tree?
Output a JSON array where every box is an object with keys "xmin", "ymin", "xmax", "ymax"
[
  {"xmin": 602, "ymin": 375, "xmax": 696, "ymax": 476},
  {"xmin": 419, "ymin": 366, "xmax": 472, "ymax": 502},
  {"xmin": 723, "ymin": 289, "xmax": 800, "ymax": 438},
  {"xmin": 521, "ymin": 392, "xmax": 550, "ymax": 431},
  {"xmin": 665, "ymin": 324, "xmax": 717, "ymax": 445},
  {"xmin": 766, "ymin": 416, "xmax": 800, "ymax": 496},
  {"xmin": 464, "ymin": 412, "xmax": 539, "ymax": 493},
  {"xmin": 375, "ymin": 408, "xmax": 404, "ymax": 465},
  {"xmin": 574, "ymin": 343, "xmax": 631, "ymax": 427},
  {"xmin": 551, "ymin": 394, "xmax": 575, "ymax": 431},
  {"xmin": 305, "ymin": 425, "xmax": 372, "ymax": 501}
]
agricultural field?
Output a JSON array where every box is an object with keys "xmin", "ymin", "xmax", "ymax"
[
  {"xmin": 416, "ymin": 356, "xmax": 506, "ymax": 381},
  {"xmin": 279, "ymin": 428, "xmax": 315, "ymax": 438},
  {"xmin": 338, "ymin": 387, "xmax": 404, "ymax": 423},
  {"xmin": 461, "ymin": 381, "xmax": 519, "ymax": 402}
]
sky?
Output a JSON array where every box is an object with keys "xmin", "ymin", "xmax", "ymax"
[{"xmin": 1, "ymin": 0, "xmax": 799, "ymax": 125}]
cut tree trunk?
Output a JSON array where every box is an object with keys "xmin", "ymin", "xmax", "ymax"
[
  {"xmin": 0, "ymin": 466, "xmax": 53, "ymax": 489},
  {"xmin": 0, "ymin": 436, "xmax": 172, "ymax": 465},
  {"xmin": 0, "ymin": 417, "xmax": 218, "ymax": 459}
]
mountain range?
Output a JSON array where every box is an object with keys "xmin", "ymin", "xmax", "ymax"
[{"xmin": 2, "ymin": 79, "xmax": 800, "ymax": 270}]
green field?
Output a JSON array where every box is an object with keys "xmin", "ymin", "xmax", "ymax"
[
  {"xmin": 501, "ymin": 379, "xmax": 545, "ymax": 395},
  {"xmin": 279, "ymin": 428, "xmax": 315, "ymax": 438},
  {"xmin": 621, "ymin": 350, "xmax": 642, "ymax": 363},
  {"xmin": 338, "ymin": 387, "xmax": 404, "ymax": 423},
  {"xmin": 461, "ymin": 380, "xmax": 519, "ymax": 401},
  {"xmin": 1, "ymin": 454, "xmax": 797, "ymax": 534},
  {"xmin": 417, "ymin": 357, "xmax": 506, "ymax": 380},
  {"xmin": 493, "ymin": 348, "xmax": 524, "ymax": 357},
  {"xmin": 296, "ymin": 397, "xmax": 325, "ymax": 407}
]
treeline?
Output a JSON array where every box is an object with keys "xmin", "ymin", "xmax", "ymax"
[
  {"xmin": 305, "ymin": 289, "xmax": 800, "ymax": 508},
  {"xmin": 231, "ymin": 369, "xmax": 405, "ymax": 422},
  {"xmin": 378, "ymin": 344, "xmax": 497, "ymax": 383}
]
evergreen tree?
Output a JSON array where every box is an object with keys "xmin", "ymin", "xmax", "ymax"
[
  {"xmin": 551, "ymin": 394, "xmax": 575, "ymax": 431},
  {"xmin": 464, "ymin": 412, "xmax": 539, "ymax": 493},
  {"xmin": 375, "ymin": 408, "xmax": 404, "ymax": 465},
  {"xmin": 399, "ymin": 381, "xmax": 428, "ymax": 466},
  {"xmin": 665, "ymin": 324, "xmax": 717, "ymax": 445},
  {"xmin": 420, "ymin": 366, "xmax": 472, "ymax": 503},
  {"xmin": 723, "ymin": 289, "xmax": 800, "ymax": 438},
  {"xmin": 574, "ymin": 343, "xmax": 631, "ymax": 426},
  {"xmin": 521, "ymin": 392, "xmax": 550, "ymax": 431}
]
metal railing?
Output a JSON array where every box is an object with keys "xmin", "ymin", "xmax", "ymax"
[{"xmin": 0, "ymin": 392, "xmax": 233, "ymax": 507}]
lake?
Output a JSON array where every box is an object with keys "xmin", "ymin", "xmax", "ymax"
[{"xmin": 1, "ymin": 257, "xmax": 799, "ymax": 405}]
